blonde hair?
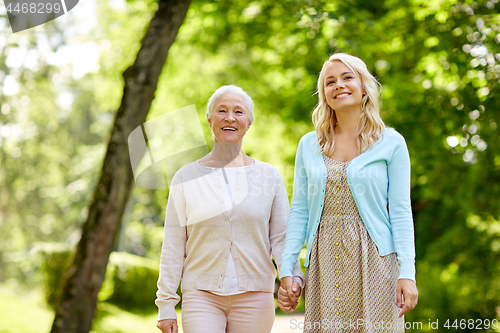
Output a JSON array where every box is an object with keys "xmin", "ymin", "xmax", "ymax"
[{"xmin": 312, "ymin": 53, "xmax": 385, "ymax": 155}]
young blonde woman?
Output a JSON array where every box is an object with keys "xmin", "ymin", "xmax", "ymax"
[{"xmin": 278, "ymin": 53, "xmax": 418, "ymax": 332}]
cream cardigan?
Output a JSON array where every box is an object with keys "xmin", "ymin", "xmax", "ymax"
[{"xmin": 156, "ymin": 159, "xmax": 304, "ymax": 320}]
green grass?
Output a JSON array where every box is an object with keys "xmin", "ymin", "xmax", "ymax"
[
  {"xmin": 0, "ymin": 283, "xmax": 53, "ymax": 333},
  {"xmin": 91, "ymin": 303, "xmax": 160, "ymax": 333},
  {"xmin": 0, "ymin": 282, "xmax": 310, "ymax": 333},
  {"xmin": 0, "ymin": 283, "xmax": 184, "ymax": 333}
]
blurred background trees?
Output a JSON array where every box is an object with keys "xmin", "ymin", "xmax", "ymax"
[{"xmin": 0, "ymin": 0, "xmax": 499, "ymax": 331}]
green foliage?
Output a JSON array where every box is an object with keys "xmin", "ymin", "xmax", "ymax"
[
  {"xmin": 36, "ymin": 246, "xmax": 164, "ymax": 312},
  {"xmin": 35, "ymin": 243, "xmax": 73, "ymax": 307},
  {"xmin": 1, "ymin": 0, "xmax": 500, "ymax": 326},
  {"xmin": 100, "ymin": 252, "xmax": 161, "ymax": 313}
]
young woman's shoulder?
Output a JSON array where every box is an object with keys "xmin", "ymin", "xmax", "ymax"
[
  {"xmin": 300, "ymin": 131, "xmax": 317, "ymax": 142},
  {"xmin": 296, "ymin": 131, "xmax": 318, "ymax": 150},
  {"xmin": 383, "ymin": 127, "xmax": 408, "ymax": 146}
]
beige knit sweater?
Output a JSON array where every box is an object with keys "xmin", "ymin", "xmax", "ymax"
[{"xmin": 155, "ymin": 159, "xmax": 304, "ymax": 320}]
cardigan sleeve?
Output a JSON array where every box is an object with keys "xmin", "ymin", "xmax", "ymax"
[
  {"xmin": 387, "ymin": 132, "xmax": 416, "ymax": 281},
  {"xmin": 269, "ymin": 169, "xmax": 305, "ymax": 282},
  {"xmin": 280, "ymin": 137, "xmax": 310, "ymax": 278},
  {"xmin": 155, "ymin": 175, "xmax": 187, "ymax": 320}
]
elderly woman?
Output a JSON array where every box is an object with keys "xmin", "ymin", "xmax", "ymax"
[
  {"xmin": 156, "ymin": 85, "xmax": 304, "ymax": 333},
  {"xmin": 279, "ymin": 53, "xmax": 418, "ymax": 332}
]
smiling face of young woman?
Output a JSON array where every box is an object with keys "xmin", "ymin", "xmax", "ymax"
[
  {"xmin": 207, "ymin": 92, "xmax": 252, "ymax": 145},
  {"xmin": 323, "ymin": 60, "xmax": 365, "ymax": 113}
]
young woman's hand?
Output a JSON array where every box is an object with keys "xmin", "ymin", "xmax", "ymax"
[
  {"xmin": 279, "ymin": 276, "xmax": 301, "ymax": 312},
  {"xmin": 157, "ymin": 319, "xmax": 178, "ymax": 333},
  {"xmin": 396, "ymin": 279, "xmax": 418, "ymax": 317}
]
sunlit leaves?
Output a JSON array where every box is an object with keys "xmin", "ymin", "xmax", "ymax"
[{"xmin": 0, "ymin": 0, "xmax": 499, "ymax": 324}]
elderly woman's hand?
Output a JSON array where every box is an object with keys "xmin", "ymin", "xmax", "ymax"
[
  {"xmin": 278, "ymin": 286, "xmax": 300, "ymax": 313},
  {"xmin": 157, "ymin": 319, "xmax": 178, "ymax": 333}
]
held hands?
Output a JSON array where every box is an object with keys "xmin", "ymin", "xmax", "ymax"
[
  {"xmin": 278, "ymin": 276, "xmax": 302, "ymax": 313},
  {"xmin": 396, "ymin": 279, "xmax": 418, "ymax": 318},
  {"xmin": 157, "ymin": 319, "xmax": 178, "ymax": 333},
  {"xmin": 280, "ymin": 277, "xmax": 417, "ymax": 317}
]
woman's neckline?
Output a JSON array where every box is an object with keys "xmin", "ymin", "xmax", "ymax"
[
  {"xmin": 199, "ymin": 163, "xmax": 254, "ymax": 169},
  {"xmin": 322, "ymin": 152, "xmax": 353, "ymax": 163},
  {"xmin": 198, "ymin": 158, "xmax": 256, "ymax": 169},
  {"xmin": 317, "ymin": 127, "xmax": 388, "ymax": 163},
  {"xmin": 197, "ymin": 150, "xmax": 256, "ymax": 168}
]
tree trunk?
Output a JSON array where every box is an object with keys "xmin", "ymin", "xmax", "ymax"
[{"xmin": 50, "ymin": 1, "xmax": 191, "ymax": 332}]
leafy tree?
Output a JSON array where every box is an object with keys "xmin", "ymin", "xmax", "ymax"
[
  {"xmin": 151, "ymin": 0, "xmax": 500, "ymax": 327},
  {"xmin": 49, "ymin": 1, "xmax": 191, "ymax": 332},
  {"xmin": 1, "ymin": 0, "xmax": 499, "ymax": 331}
]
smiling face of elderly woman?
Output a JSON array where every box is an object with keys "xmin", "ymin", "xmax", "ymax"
[{"xmin": 207, "ymin": 91, "xmax": 253, "ymax": 146}]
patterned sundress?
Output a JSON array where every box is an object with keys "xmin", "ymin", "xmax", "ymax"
[{"xmin": 303, "ymin": 154, "xmax": 405, "ymax": 332}]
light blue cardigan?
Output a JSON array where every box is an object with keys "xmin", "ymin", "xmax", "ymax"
[{"xmin": 280, "ymin": 128, "xmax": 416, "ymax": 281}]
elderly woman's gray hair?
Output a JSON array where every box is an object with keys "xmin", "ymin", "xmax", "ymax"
[{"xmin": 206, "ymin": 85, "xmax": 255, "ymax": 124}]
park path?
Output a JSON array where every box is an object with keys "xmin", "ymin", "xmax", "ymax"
[{"xmin": 270, "ymin": 314, "xmax": 305, "ymax": 333}]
